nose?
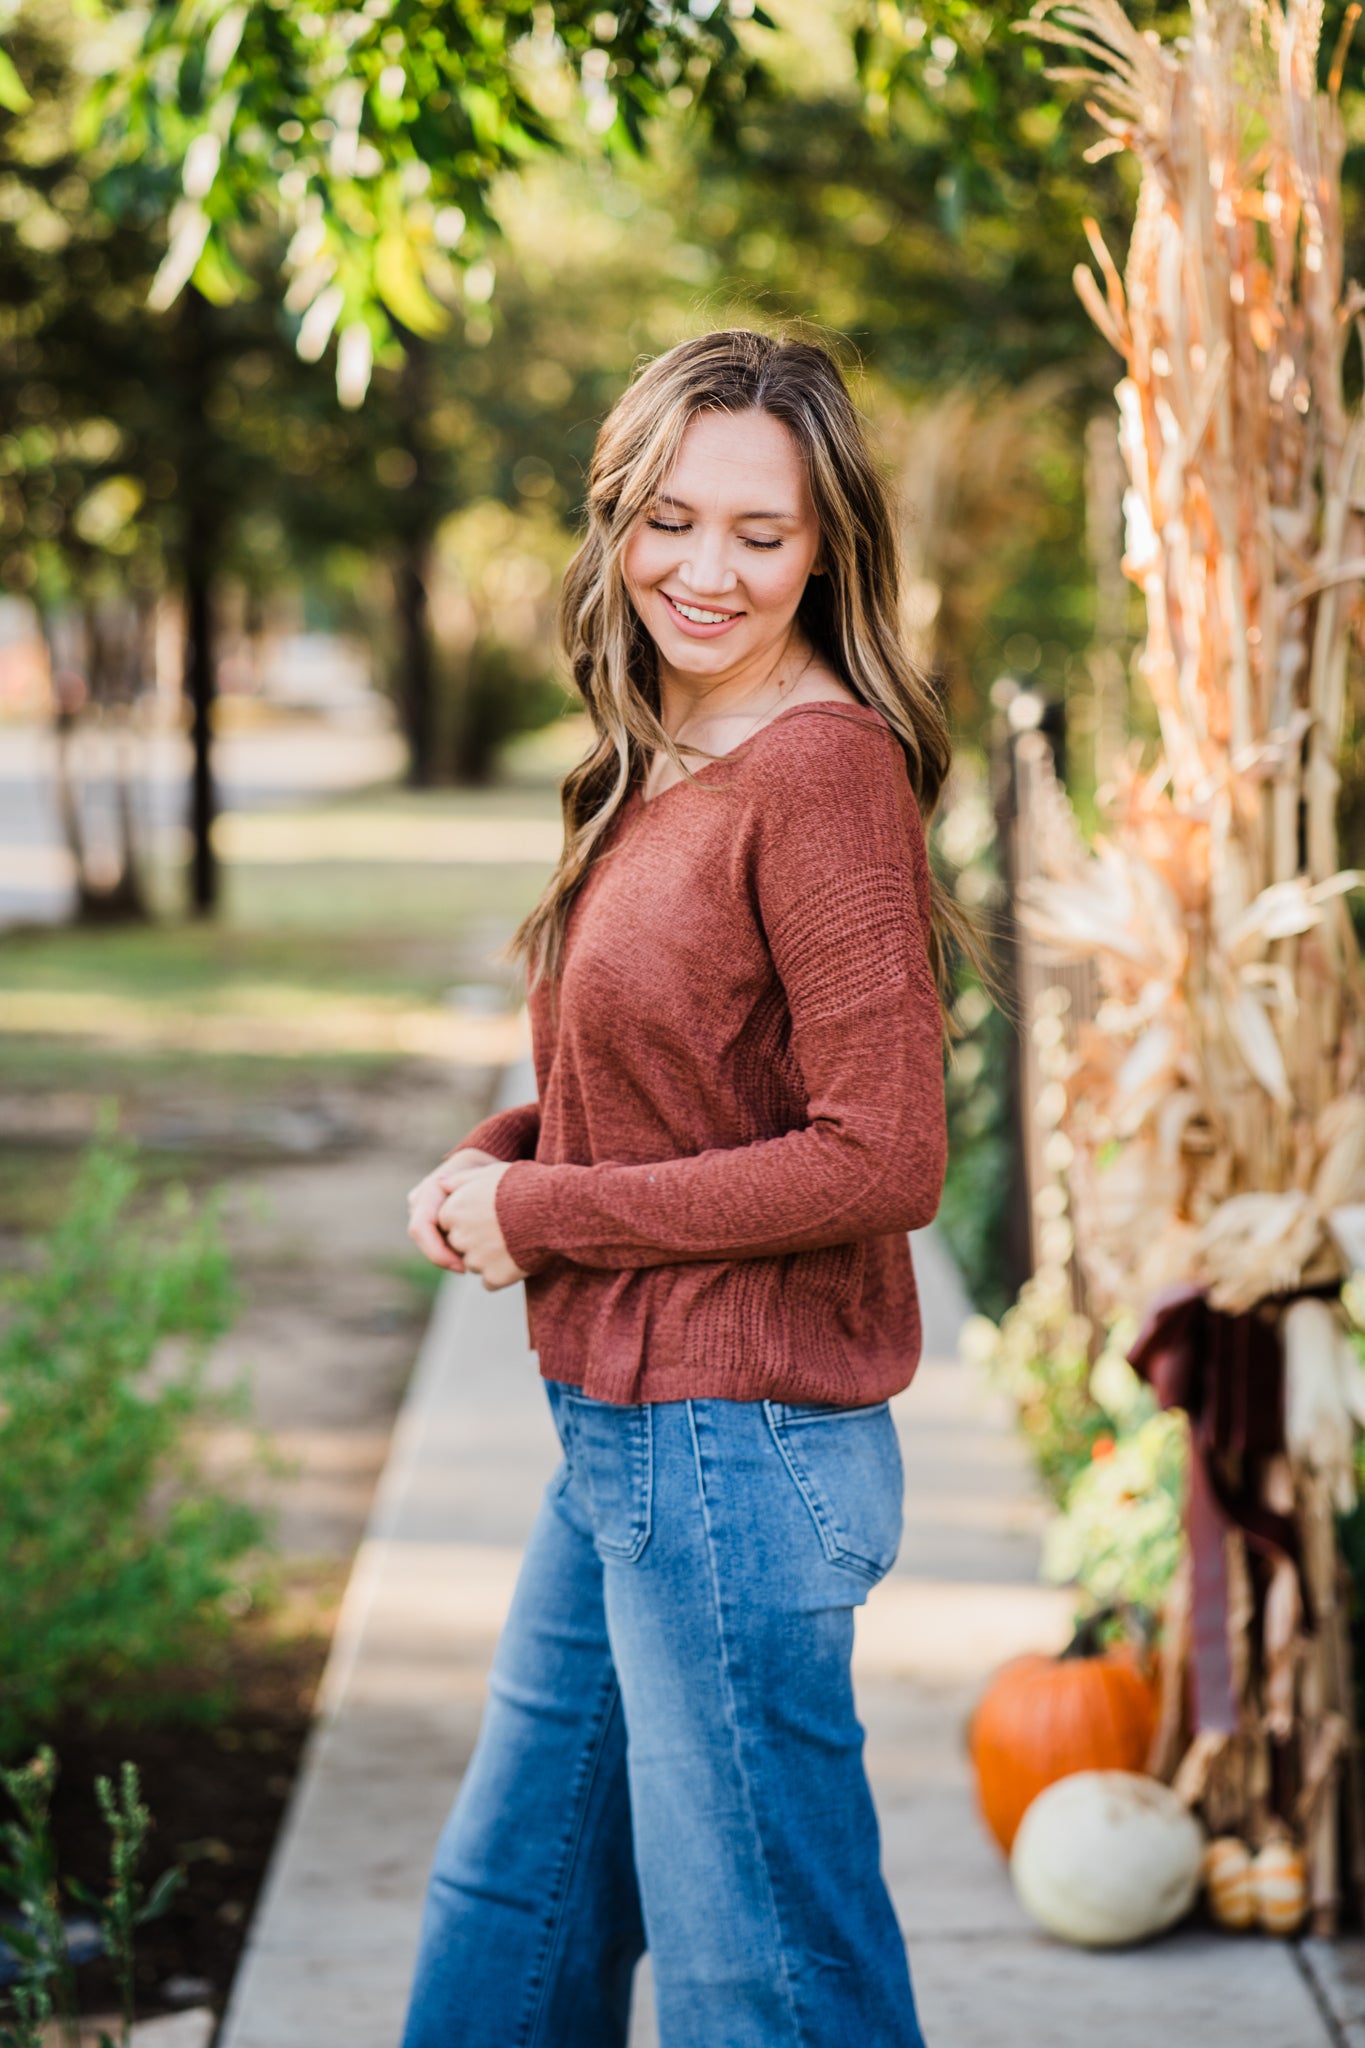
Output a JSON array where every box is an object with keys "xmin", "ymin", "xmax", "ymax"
[{"xmin": 677, "ymin": 530, "xmax": 738, "ymax": 599}]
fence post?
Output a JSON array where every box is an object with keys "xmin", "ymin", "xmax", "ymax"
[
  {"xmin": 990, "ymin": 681, "xmax": 1037, "ymax": 1309},
  {"xmin": 992, "ymin": 685, "xmax": 1096, "ymax": 1316}
]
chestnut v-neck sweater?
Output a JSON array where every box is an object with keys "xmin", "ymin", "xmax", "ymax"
[{"xmin": 452, "ymin": 699, "xmax": 947, "ymax": 1407}]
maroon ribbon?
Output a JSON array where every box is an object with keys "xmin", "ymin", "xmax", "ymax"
[{"xmin": 1128, "ymin": 1281, "xmax": 1308, "ymax": 1736}]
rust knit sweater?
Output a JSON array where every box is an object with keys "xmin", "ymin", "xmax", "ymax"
[{"xmin": 451, "ymin": 699, "xmax": 947, "ymax": 1407}]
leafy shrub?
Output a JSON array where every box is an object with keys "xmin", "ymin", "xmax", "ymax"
[
  {"xmin": 938, "ymin": 980, "xmax": 1013, "ymax": 1322},
  {"xmin": 0, "ymin": 1141, "xmax": 268, "ymax": 1758},
  {"xmin": 962, "ymin": 1277, "xmax": 1124, "ymax": 1505},
  {"xmin": 1042, "ymin": 1411, "xmax": 1187, "ymax": 1613},
  {"xmin": 932, "ymin": 752, "xmax": 1013, "ymax": 1321},
  {"xmin": 965, "ymin": 1277, "xmax": 1188, "ymax": 1620}
]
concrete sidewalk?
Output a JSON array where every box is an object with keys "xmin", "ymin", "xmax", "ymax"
[{"xmin": 219, "ymin": 1071, "xmax": 1351, "ymax": 2047}]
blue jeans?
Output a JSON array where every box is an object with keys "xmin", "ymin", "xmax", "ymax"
[{"xmin": 400, "ymin": 1382, "xmax": 925, "ymax": 2048}]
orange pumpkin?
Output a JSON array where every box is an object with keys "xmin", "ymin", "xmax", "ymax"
[{"xmin": 969, "ymin": 1621, "xmax": 1159, "ymax": 1854}]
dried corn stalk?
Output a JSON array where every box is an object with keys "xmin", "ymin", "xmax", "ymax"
[
  {"xmin": 1015, "ymin": 0, "xmax": 1365, "ymax": 1931},
  {"xmin": 1019, "ymin": 0, "xmax": 1365, "ymax": 1321}
]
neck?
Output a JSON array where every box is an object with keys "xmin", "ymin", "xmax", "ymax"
[{"xmin": 658, "ymin": 627, "xmax": 810, "ymax": 739}]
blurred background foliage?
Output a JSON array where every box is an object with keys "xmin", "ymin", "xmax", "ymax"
[{"xmin": 6, "ymin": 0, "xmax": 1365, "ymax": 1300}]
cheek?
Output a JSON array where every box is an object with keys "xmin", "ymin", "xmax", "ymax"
[
  {"xmin": 747, "ymin": 550, "xmax": 816, "ymax": 616},
  {"xmin": 623, "ymin": 529, "xmax": 669, "ymax": 595}
]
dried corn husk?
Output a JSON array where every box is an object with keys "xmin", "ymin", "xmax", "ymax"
[
  {"xmin": 1018, "ymin": 0, "xmax": 1365, "ymax": 1933},
  {"xmin": 1284, "ymin": 1296, "xmax": 1365, "ymax": 1510},
  {"xmin": 1016, "ymin": 0, "xmax": 1365, "ymax": 1319}
]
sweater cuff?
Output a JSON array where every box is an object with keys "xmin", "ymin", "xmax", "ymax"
[
  {"xmin": 443, "ymin": 1102, "xmax": 539, "ymax": 1167},
  {"xmin": 496, "ymin": 1161, "xmax": 558, "ymax": 1276}
]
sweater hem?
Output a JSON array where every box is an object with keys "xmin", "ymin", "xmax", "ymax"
[{"xmin": 530, "ymin": 1346, "xmax": 921, "ymax": 1410}]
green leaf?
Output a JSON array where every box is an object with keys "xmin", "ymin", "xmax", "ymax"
[
  {"xmin": 0, "ymin": 48, "xmax": 32, "ymax": 115},
  {"xmin": 189, "ymin": 233, "xmax": 242, "ymax": 307},
  {"xmin": 134, "ymin": 1865, "xmax": 185, "ymax": 1926},
  {"xmin": 374, "ymin": 229, "xmax": 448, "ymax": 339}
]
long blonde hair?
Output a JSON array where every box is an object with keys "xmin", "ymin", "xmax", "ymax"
[{"xmin": 511, "ymin": 328, "xmax": 970, "ymax": 1009}]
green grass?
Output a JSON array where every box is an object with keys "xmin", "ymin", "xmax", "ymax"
[
  {"xmin": 1, "ymin": 864, "xmax": 550, "ymax": 1007},
  {"xmin": 221, "ymin": 858, "xmax": 553, "ymax": 947},
  {"xmin": 0, "ymin": 1038, "xmax": 397, "ymax": 1098},
  {"xmin": 0, "ymin": 786, "xmax": 556, "ymax": 1237}
]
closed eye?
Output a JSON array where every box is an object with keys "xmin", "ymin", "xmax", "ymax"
[{"xmin": 645, "ymin": 518, "xmax": 782, "ymax": 552}]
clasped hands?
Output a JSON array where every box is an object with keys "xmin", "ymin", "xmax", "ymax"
[{"xmin": 406, "ymin": 1147, "xmax": 528, "ymax": 1290}]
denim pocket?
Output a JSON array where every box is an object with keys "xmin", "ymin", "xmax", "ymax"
[
  {"xmin": 764, "ymin": 1399, "xmax": 903, "ymax": 1584},
  {"xmin": 559, "ymin": 1390, "xmax": 653, "ymax": 1562}
]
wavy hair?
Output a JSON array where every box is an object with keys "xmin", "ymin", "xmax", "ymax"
[{"xmin": 510, "ymin": 328, "xmax": 973, "ymax": 1015}]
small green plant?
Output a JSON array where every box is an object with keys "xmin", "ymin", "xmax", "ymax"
[
  {"xmin": 0, "ymin": 1750, "xmax": 71, "ymax": 2048},
  {"xmin": 0, "ymin": 1136, "xmax": 270, "ymax": 1755},
  {"xmin": 68, "ymin": 1766, "xmax": 184, "ymax": 2046},
  {"xmin": 0, "ymin": 1749, "xmax": 182, "ymax": 2048}
]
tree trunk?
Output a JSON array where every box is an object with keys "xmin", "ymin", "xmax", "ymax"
[
  {"xmin": 42, "ymin": 599, "xmax": 148, "ymax": 923},
  {"xmin": 184, "ymin": 509, "xmax": 217, "ymax": 916},
  {"xmin": 396, "ymin": 532, "xmax": 435, "ymax": 788},
  {"xmin": 397, "ymin": 337, "xmax": 437, "ymax": 788}
]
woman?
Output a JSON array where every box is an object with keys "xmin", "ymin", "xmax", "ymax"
[{"xmin": 402, "ymin": 329, "xmax": 957, "ymax": 2048}]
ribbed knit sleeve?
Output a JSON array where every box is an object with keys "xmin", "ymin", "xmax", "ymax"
[
  {"xmin": 443, "ymin": 1101, "xmax": 540, "ymax": 1166},
  {"xmin": 494, "ymin": 722, "xmax": 945, "ymax": 1275}
]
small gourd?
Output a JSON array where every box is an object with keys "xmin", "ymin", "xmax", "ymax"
[
  {"xmin": 1202, "ymin": 1836, "xmax": 1255, "ymax": 1929},
  {"xmin": 1010, "ymin": 1770, "xmax": 1204, "ymax": 1947},
  {"xmin": 1251, "ymin": 1838, "xmax": 1307, "ymax": 1936}
]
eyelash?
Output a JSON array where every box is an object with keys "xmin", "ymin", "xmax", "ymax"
[{"xmin": 645, "ymin": 518, "xmax": 783, "ymax": 552}]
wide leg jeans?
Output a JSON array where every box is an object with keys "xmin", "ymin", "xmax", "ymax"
[{"xmin": 400, "ymin": 1382, "xmax": 926, "ymax": 2048}]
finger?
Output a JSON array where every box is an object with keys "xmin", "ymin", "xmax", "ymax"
[
  {"xmin": 437, "ymin": 1150, "xmax": 495, "ymax": 1186},
  {"xmin": 408, "ymin": 1214, "xmax": 466, "ymax": 1272}
]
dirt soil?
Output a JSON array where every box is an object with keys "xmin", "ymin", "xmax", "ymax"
[{"xmin": 42, "ymin": 1629, "xmax": 325, "ymax": 2022}]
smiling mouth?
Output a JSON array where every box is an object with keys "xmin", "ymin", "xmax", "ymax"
[{"xmin": 663, "ymin": 592, "xmax": 742, "ymax": 627}]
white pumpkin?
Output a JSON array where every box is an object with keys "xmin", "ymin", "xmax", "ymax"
[{"xmin": 1011, "ymin": 1770, "xmax": 1205, "ymax": 1947}]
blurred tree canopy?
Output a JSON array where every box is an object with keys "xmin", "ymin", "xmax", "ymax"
[
  {"xmin": 6, "ymin": 0, "xmax": 1365, "ymax": 912},
  {"xmin": 95, "ymin": 0, "xmax": 773, "ymax": 405}
]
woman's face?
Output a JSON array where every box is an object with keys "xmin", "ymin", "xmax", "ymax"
[{"xmin": 622, "ymin": 407, "xmax": 822, "ymax": 685}]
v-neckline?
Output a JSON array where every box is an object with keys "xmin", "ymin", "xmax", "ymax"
[{"xmin": 631, "ymin": 699, "xmax": 887, "ymax": 812}]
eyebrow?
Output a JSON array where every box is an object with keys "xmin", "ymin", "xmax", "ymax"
[{"xmin": 654, "ymin": 493, "xmax": 799, "ymax": 523}]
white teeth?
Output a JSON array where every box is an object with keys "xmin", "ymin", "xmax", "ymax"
[{"xmin": 671, "ymin": 598, "xmax": 732, "ymax": 625}]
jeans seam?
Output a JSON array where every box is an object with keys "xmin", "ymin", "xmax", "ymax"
[
  {"xmin": 516, "ymin": 1661, "xmax": 625, "ymax": 2048},
  {"xmin": 685, "ymin": 1399, "xmax": 805, "ymax": 2047}
]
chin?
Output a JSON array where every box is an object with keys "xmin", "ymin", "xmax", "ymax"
[{"xmin": 663, "ymin": 634, "xmax": 746, "ymax": 671}]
